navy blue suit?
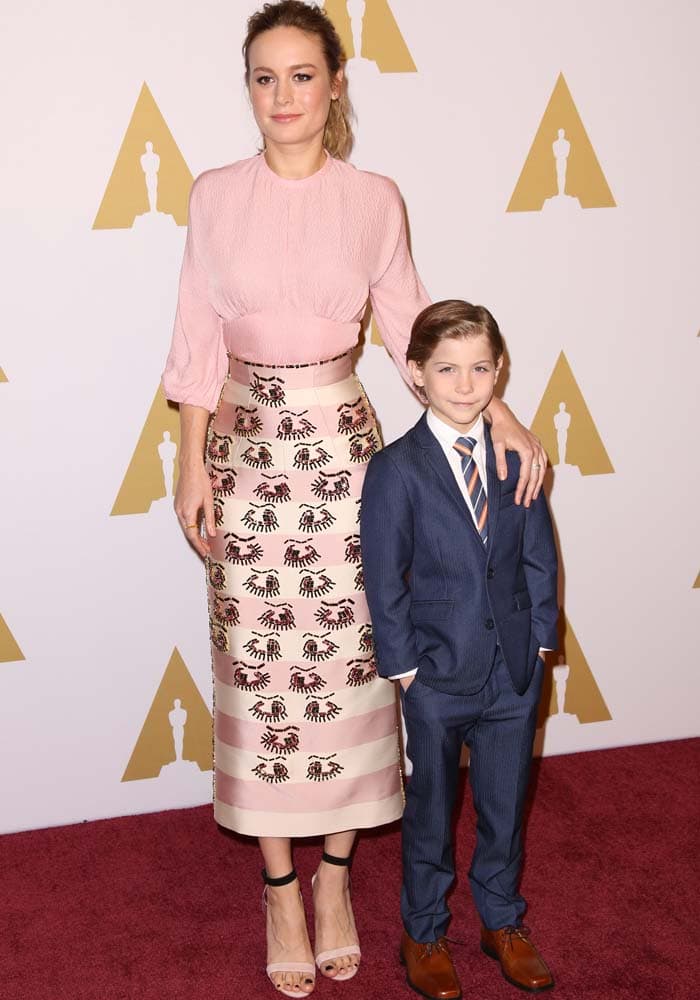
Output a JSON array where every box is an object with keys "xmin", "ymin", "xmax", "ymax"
[{"xmin": 361, "ymin": 412, "xmax": 559, "ymax": 938}]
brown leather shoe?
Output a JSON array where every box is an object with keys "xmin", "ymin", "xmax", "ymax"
[
  {"xmin": 399, "ymin": 930, "xmax": 462, "ymax": 1000},
  {"xmin": 480, "ymin": 925, "xmax": 554, "ymax": 992}
]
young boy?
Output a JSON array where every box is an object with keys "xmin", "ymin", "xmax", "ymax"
[{"xmin": 361, "ymin": 301, "xmax": 559, "ymax": 999}]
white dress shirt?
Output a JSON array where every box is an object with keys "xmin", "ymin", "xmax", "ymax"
[
  {"xmin": 388, "ymin": 409, "xmax": 547, "ymax": 681},
  {"xmin": 427, "ymin": 409, "xmax": 488, "ymax": 524}
]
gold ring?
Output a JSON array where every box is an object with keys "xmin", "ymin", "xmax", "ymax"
[{"xmin": 185, "ymin": 523, "xmax": 198, "ymax": 529}]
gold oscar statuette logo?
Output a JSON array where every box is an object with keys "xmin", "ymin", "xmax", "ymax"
[
  {"xmin": 694, "ymin": 572, "xmax": 700, "ymax": 589},
  {"xmin": 538, "ymin": 613, "xmax": 612, "ymax": 729},
  {"xmin": 0, "ymin": 613, "xmax": 25, "ymax": 664},
  {"xmin": 531, "ymin": 351, "xmax": 614, "ymax": 477},
  {"xmin": 508, "ymin": 73, "xmax": 615, "ymax": 213},
  {"xmin": 111, "ymin": 385, "xmax": 180, "ymax": 516},
  {"xmin": 93, "ymin": 82, "xmax": 193, "ymax": 230},
  {"xmin": 325, "ymin": 0, "xmax": 416, "ymax": 72},
  {"xmin": 0, "ymin": 367, "xmax": 7, "ymax": 383},
  {"xmin": 122, "ymin": 647, "xmax": 212, "ymax": 781}
]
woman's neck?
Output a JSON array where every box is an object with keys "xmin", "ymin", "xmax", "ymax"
[{"xmin": 263, "ymin": 140, "xmax": 327, "ymax": 179}]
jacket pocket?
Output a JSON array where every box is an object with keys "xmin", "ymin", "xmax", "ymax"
[
  {"xmin": 410, "ymin": 600, "xmax": 454, "ymax": 622},
  {"xmin": 499, "ymin": 492, "xmax": 516, "ymax": 509},
  {"xmin": 512, "ymin": 590, "xmax": 532, "ymax": 612}
]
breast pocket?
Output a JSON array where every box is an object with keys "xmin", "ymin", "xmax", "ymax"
[{"xmin": 409, "ymin": 600, "xmax": 454, "ymax": 622}]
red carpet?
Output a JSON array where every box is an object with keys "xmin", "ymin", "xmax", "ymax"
[{"xmin": 2, "ymin": 739, "xmax": 698, "ymax": 1000}]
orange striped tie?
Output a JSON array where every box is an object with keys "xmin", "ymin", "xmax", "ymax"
[{"xmin": 453, "ymin": 436, "xmax": 488, "ymax": 544}]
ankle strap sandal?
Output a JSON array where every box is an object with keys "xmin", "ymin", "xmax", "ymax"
[
  {"xmin": 321, "ymin": 852, "xmax": 352, "ymax": 867},
  {"xmin": 262, "ymin": 867, "xmax": 299, "ymax": 887},
  {"xmin": 312, "ymin": 854, "xmax": 361, "ymax": 981},
  {"xmin": 261, "ymin": 868, "xmax": 315, "ymax": 998}
]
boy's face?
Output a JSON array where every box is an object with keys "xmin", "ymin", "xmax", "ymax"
[{"xmin": 408, "ymin": 333, "xmax": 502, "ymax": 434}]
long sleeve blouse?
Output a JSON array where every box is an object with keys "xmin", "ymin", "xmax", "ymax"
[{"xmin": 162, "ymin": 152, "xmax": 430, "ymax": 412}]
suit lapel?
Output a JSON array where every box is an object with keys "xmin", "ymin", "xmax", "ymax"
[
  {"xmin": 413, "ymin": 413, "xmax": 489, "ymax": 552},
  {"xmin": 417, "ymin": 423, "xmax": 471, "ymax": 521}
]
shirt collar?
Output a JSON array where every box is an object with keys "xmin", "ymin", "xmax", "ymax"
[{"xmin": 426, "ymin": 408, "xmax": 485, "ymax": 452}]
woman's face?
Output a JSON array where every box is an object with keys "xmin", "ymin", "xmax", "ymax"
[{"xmin": 248, "ymin": 26, "xmax": 341, "ymax": 151}]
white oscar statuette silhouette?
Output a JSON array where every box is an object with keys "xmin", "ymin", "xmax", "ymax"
[
  {"xmin": 159, "ymin": 698, "xmax": 200, "ymax": 776},
  {"xmin": 149, "ymin": 431, "xmax": 178, "ymax": 514},
  {"xmin": 553, "ymin": 402, "xmax": 581, "ymax": 478},
  {"xmin": 543, "ymin": 128, "xmax": 581, "ymax": 212},
  {"xmin": 158, "ymin": 431, "xmax": 177, "ymax": 499},
  {"xmin": 553, "ymin": 128, "xmax": 569, "ymax": 196},
  {"xmin": 170, "ymin": 698, "xmax": 187, "ymax": 761},
  {"xmin": 133, "ymin": 140, "xmax": 176, "ymax": 229},
  {"xmin": 349, "ymin": 0, "xmax": 366, "ymax": 58},
  {"xmin": 346, "ymin": 0, "xmax": 379, "ymax": 79},
  {"xmin": 546, "ymin": 656, "xmax": 579, "ymax": 732},
  {"xmin": 141, "ymin": 141, "xmax": 160, "ymax": 212}
]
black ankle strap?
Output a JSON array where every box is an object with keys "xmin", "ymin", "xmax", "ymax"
[
  {"xmin": 322, "ymin": 851, "xmax": 352, "ymax": 867},
  {"xmin": 262, "ymin": 867, "xmax": 298, "ymax": 887}
]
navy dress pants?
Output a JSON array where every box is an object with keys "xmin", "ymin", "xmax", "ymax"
[{"xmin": 400, "ymin": 651, "xmax": 543, "ymax": 941}]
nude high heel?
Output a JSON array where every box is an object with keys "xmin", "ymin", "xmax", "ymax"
[
  {"xmin": 262, "ymin": 868, "xmax": 315, "ymax": 998},
  {"xmin": 311, "ymin": 852, "xmax": 361, "ymax": 982}
]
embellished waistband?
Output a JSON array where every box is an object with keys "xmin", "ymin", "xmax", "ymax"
[{"xmin": 228, "ymin": 351, "xmax": 354, "ymax": 389}]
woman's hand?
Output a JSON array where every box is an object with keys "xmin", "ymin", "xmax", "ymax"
[
  {"xmin": 487, "ymin": 396, "xmax": 547, "ymax": 506},
  {"xmin": 174, "ymin": 460, "xmax": 216, "ymax": 558}
]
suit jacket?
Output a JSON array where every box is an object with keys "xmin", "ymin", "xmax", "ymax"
[{"xmin": 360, "ymin": 411, "xmax": 559, "ymax": 696}]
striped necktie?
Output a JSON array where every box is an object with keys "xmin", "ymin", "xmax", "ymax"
[{"xmin": 453, "ymin": 436, "xmax": 488, "ymax": 544}]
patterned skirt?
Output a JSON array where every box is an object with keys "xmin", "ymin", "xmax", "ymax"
[{"xmin": 205, "ymin": 352, "xmax": 404, "ymax": 838}]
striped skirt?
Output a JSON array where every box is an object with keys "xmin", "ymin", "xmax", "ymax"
[{"xmin": 205, "ymin": 352, "xmax": 404, "ymax": 837}]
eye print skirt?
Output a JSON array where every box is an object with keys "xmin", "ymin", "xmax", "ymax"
[{"xmin": 204, "ymin": 352, "xmax": 403, "ymax": 837}]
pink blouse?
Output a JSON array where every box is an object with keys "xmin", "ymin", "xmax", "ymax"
[{"xmin": 162, "ymin": 152, "xmax": 430, "ymax": 412}]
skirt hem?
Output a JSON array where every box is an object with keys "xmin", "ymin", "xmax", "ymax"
[{"xmin": 213, "ymin": 791, "xmax": 404, "ymax": 839}]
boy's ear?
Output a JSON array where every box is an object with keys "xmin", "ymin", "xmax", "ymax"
[
  {"xmin": 494, "ymin": 355, "xmax": 504, "ymax": 382},
  {"xmin": 407, "ymin": 359, "xmax": 424, "ymax": 387}
]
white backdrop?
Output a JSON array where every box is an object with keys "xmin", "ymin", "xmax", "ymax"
[{"xmin": 1, "ymin": 1, "xmax": 698, "ymax": 835}]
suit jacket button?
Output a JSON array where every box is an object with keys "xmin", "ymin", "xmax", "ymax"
[
  {"xmin": 485, "ymin": 618, "xmax": 495, "ymax": 630},
  {"xmin": 487, "ymin": 567, "xmax": 495, "ymax": 579}
]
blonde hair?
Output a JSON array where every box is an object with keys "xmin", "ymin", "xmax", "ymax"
[{"xmin": 243, "ymin": 0, "xmax": 354, "ymax": 160}]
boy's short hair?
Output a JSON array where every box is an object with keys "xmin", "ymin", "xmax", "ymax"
[{"xmin": 406, "ymin": 300, "xmax": 504, "ymax": 366}]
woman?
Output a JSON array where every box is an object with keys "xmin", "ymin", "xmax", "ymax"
[{"xmin": 162, "ymin": 3, "xmax": 545, "ymax": 995}]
